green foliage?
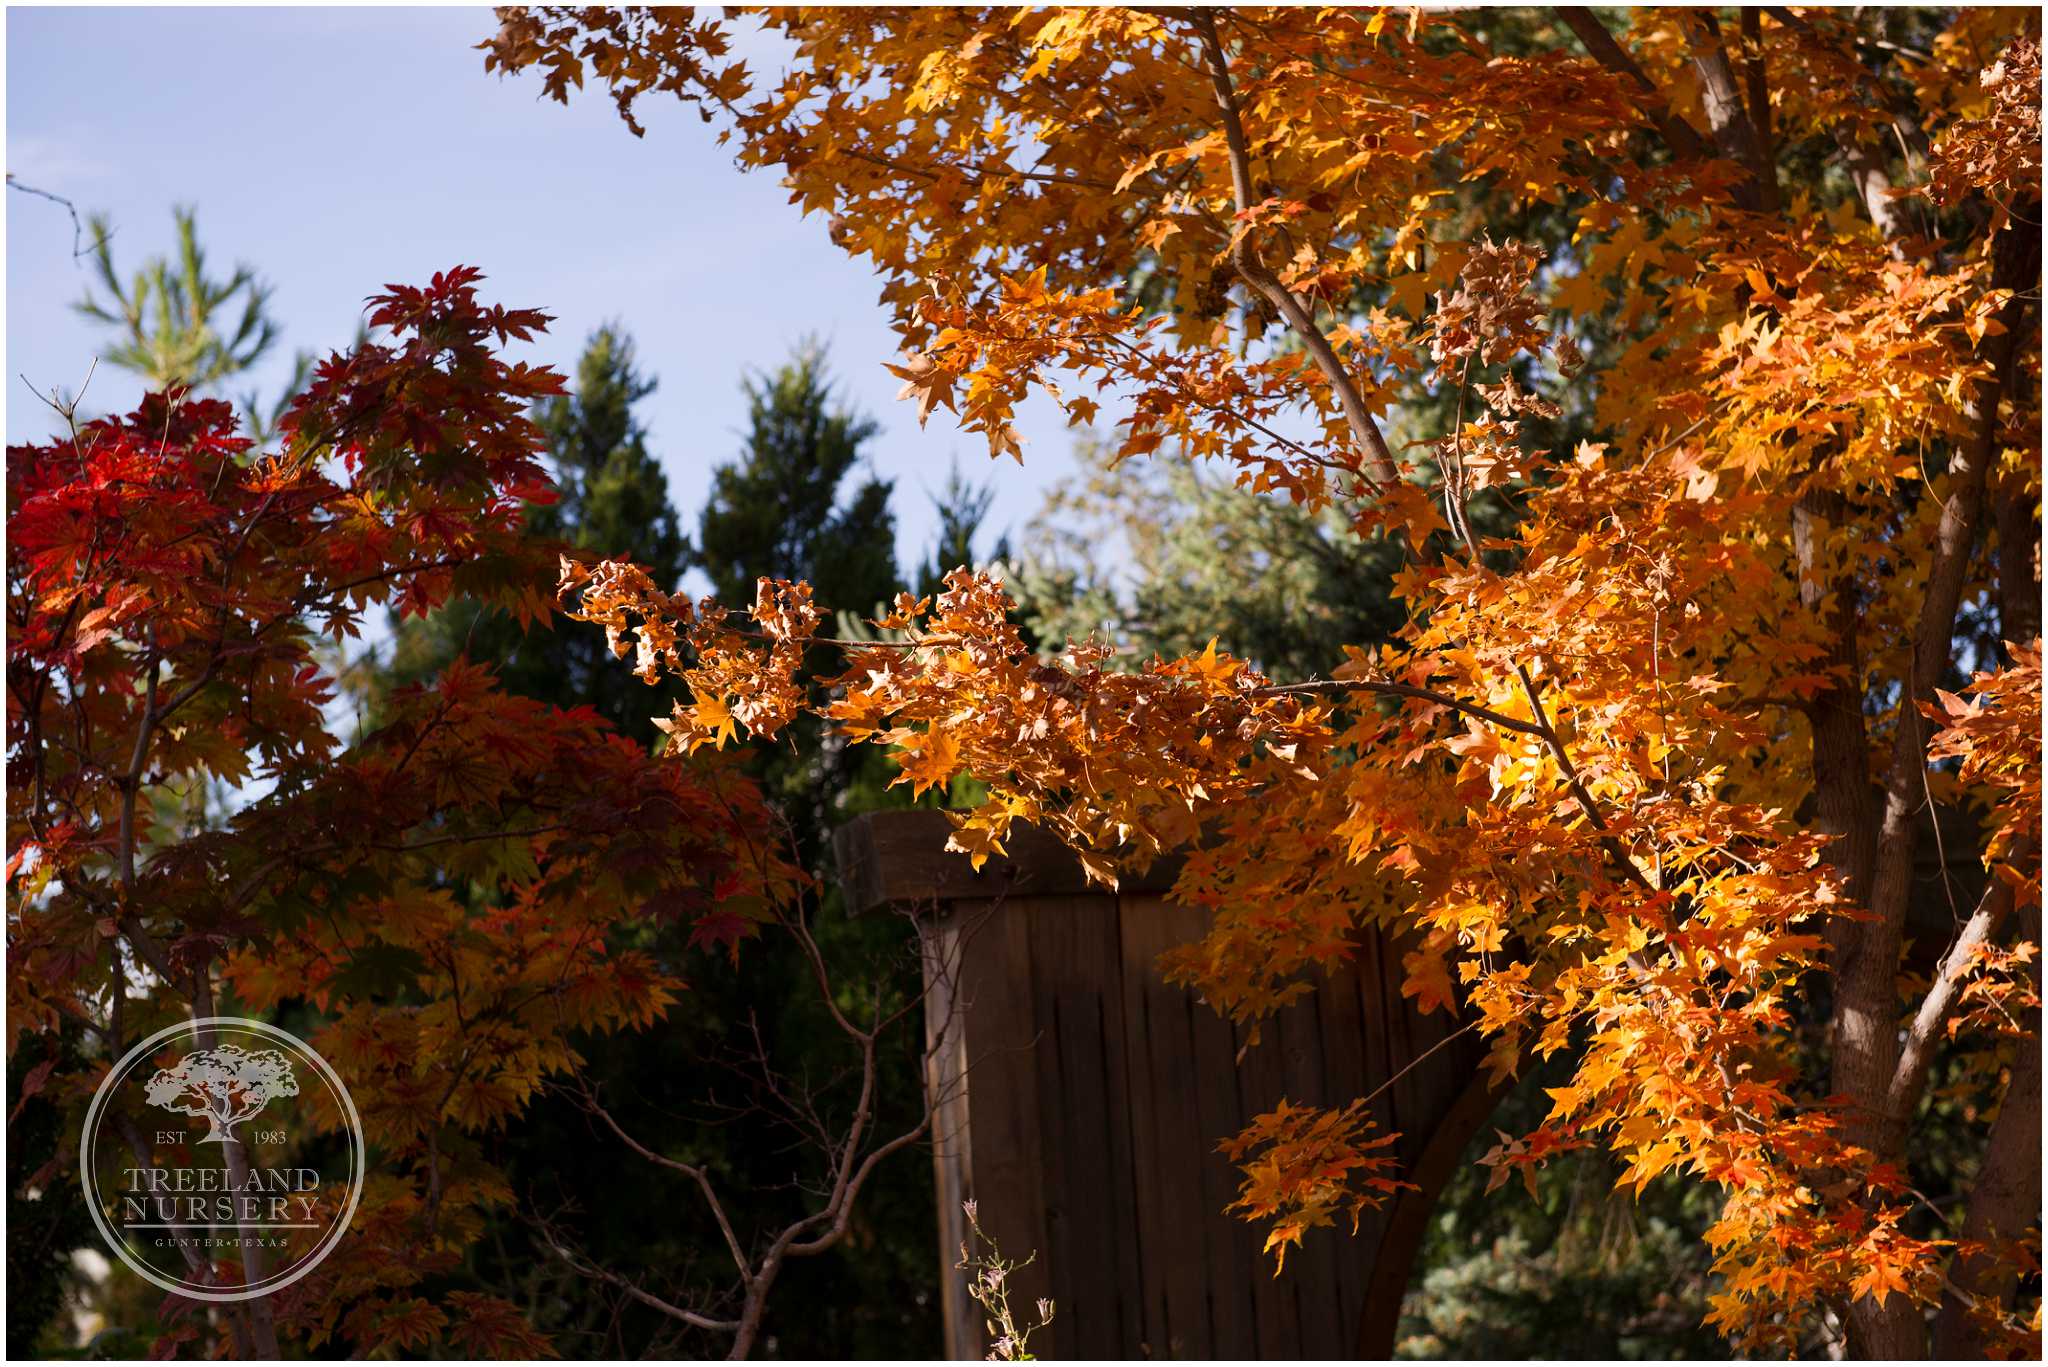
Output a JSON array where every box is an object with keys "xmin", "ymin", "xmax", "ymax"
[
  {"xmin": 75, "ymin": 205, "xmax": 278, "ymax": 389},
  {"xmin": 698, "ymin": 343, "xmax": 899, "ymax": 611},
  {"xmin": 1011, "ymin": 437, "xmax": 1406, "ymax": 683},
  {"xmin": 914, "ymin": 460, "xmax": 1013, "ymax": 600},
  {"xmin": 71, "ymin": 204, "xmax": 312, "ymax": 442},
  {"xmin": 378, "ymin": 324, "xmax": 688, "ymax": 747}
]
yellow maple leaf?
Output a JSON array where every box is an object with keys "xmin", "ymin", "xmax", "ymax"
[{"xmin": 893, "ymin": 723, "xmax": 962, "ymax": 798}]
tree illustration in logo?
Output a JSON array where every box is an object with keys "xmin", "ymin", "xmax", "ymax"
[{"xmin": 143, "ymin": 1044, "xmax": 300, "ymax": 1145}]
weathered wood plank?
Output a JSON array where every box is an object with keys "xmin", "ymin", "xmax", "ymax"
[
  {"xmin": 865, "ymin": 813, "xmax": 1506, "ymax": 1361},
  {"xmin": 954, "ymin": 898, "xmax": 1053, "ymax": 1356},
  {"xmin": 1088, "ymin": 904, "xmax": 1147, "ymax": 1359},
  {"xmin": 1023, "ymin": 896, "xmax": 1133, "ymax": 1358},
  {"xmin": 1186, "ymin": 952, "xmax": 1260, "ymax": 1358},
  {"xmin": 1273, "ymin": 995, "xmax": 1346, "ymax": 1357},
  {"xmin": 835, "ymin": 809, "xmax": 1185, "ymax": 914},
  {"xmin": 1234, "ymin": 1008, "xmax": 1304, "ymax": 1361},
  {"xmin": 1023, "ymin": 902, "xmax": 1079, "ymax": 1352},
  {"xmin": 1122, "ymin": 901, "xmax": 1212, "ymax": 1360},
  {"xmin": 1116, "ymin": 899, "xmax": 1174, "ymax": 1357},
  {"xmin": 921, "ymin": 910, "xmax": 977, "ymax": 1360},
  {"xmin": 1315, "ymin": 952, "xmax": 1374, "ymax": 1346}
]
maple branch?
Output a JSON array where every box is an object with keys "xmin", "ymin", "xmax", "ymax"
[
  {"xmin": 149, "ymin": 555, "xmax": 468, "ymax": 729},
  {"xmin": 576, "ymin": 1081, "xmax": 752, "ymax": 1280},
  {"xmin": 1738, "ymin": 9, "xmax": 1772, "ymax": 161},
  {"xmin": 1554, "ymin": 9, "xmax": 1710, "ymax": 162},
  {"xmin": 544, "ymin": 1227, "xmax": 743, "ymax": 1334},
  {"xmin": 1861, "ymin": 219, "xmax": 2037, "ymax": 977},
  {"xmin": 1352, "ymin": 1019, "xmax": 1484, "ymax": 1111},
  {"xmin": 1761, "ymin": 9, "xmax": 1933, "ymax": 252},
  {"xmin": 1190, "ymin": 9, "xmax": 1399, "ymax": 489},
  {"xmin": 1764, "ymin": 7, "xmax": 1935, "ymax": 161},
  {"xmin": 1934, "ymin": 984, "xmax": 2042, "ymax": 1356},
  {"xmin": 836, "ymin": 145, "xmax": 1113, "ymax": 192},
  {"xmin": 1250, "ymin": 678, "xmax": 1548, "ymax": 737},
  {"xmin": 1435, "ymin": 361, "xmax": 1648, "ymax": 890},
  {"xmin": 108, "ymin": 623, "xmax": 214, "ymax": 1007},
  {"xmin": 1096, "ymin": 332, "xmax": 1362, "ymax": 479},
  {"xmin": 1681, "ymin": 11, "xmax": 1780, "ymax": 213},
  {"xmin": 1886, "ymin": 870, "xmax": 2020, "ymax": 1128},
  {"xmin": 117, "ymin": 627, "xmax": 162, "ymax": 891}
]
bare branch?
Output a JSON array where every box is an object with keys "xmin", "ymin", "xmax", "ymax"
[
  {"xmin": 546, "ymin": 1230, "xmax": 743, "ymax": 1334},
  {"xmin": 1189, "ymin": 9, "xmax": 1399, "ymax": 489},
  {"xmin": 576, "ymin": 1079, "xmax": 752, "ymax": 1281},
  {"xmin": 1555, "ymin": 9, "xmax": 1710, "ymax": 162},
  {"xmin": 5, "ymin": 175, "xmax": 108, "ymax": 259},
  {"xmin": 543, "ymin": 858, "xmax": 965, "ymax": 1358},
  {"xmin": 1250, "ymin": 677, "xmax": 1550, "ymax": 737},
  {"xmin": 1887, "ymin": 871, "xmax": 2020, "ymax": 1126}
]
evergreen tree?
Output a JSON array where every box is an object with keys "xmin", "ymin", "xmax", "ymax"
[
  {"xmin": 698, "ymin": 343, "xmax": 899, "ymax": 609},
  {"xmin": 378, "ymin": 324, "xmax": 687, "ymax": 746},
  {"xmin": 73, "ymin": 205, "xmax": 311, "ymax": 439},
  {"xmin": 695, "ymin": 344, "xmax": 903, "ymax": 860},
  {"xmin": 912, "ymin": 459, "xmax": 1013, "ymax": 600},
  {"xmin": 1012, "ymin": 438, "xmax": 1407, "ymax": 682},
  {"xmin": 76, "ymin": 205, "xmax": 279, "ymax": 389}
]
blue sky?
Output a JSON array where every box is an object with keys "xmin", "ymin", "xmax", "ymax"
[{"xmin": 6, "ymin": 6, "xmax": 1076, "ymax": 577}]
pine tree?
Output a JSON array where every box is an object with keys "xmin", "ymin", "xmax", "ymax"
[
  {"xmin": 72, "ymin": 204, "xmax": 311, "ymax": 438},
  {"xmin": 377, "ymin": 324, "xmax": 687, "ymax": 746},
  {"xmin": 913, "ymin": 459, "xmax": 1013, "ymax": 600},
  {"xmin": 696, "ymin": 343, "xmax": 903, "ymax": 859},
  {"xmin": 698, "ymin": 343, "xmax": 899, "ymax": 609}
]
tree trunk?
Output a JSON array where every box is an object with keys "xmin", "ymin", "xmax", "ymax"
[
  {"xmin": 1836, "ymin": 217, "xmax": 2035, "ymax": 1360},
  {"xmin": 1933, "ymin": 995, "xmax": 2042, "ymax": 1357},
  {"xmin": 1793, "ymin": 490, "xmax": 1879, "ymax": 906}
]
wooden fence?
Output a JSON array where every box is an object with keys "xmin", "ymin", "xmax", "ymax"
[{"xmin": 836, "ymin": 810, "xmax": 1501, "ymax": 1360}]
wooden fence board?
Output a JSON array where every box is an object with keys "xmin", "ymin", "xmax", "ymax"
[
  {"xmin": 1234, "ymin": 1008, "xmax": 1304, "ymax": 1362},
  {"xmin": 838, "ymin": 811, "xmax": 1501, "ymax": 1360},
  {"xmin": 923, "ymin": 910, "xmax": 977, "ymax": 1360},
  {"xmin": 1115, "ymin": 900, "xmax": 1176, "ymax": 1358},
  {"xmin": 1316, "ymin": 954, "xmax": 1374, "ymax": 1344},
  {"xmin": 1186, "ymin": 958, "xmax": 1261, "ymax": 1360},
  {"xmin": 1120, "ymin": 899, "xmax": 1218, "ymax": 1358},
  {"xmin": 1278, "ymin": 996, "xmax": 1349, "ymax": 1356},
  {"xmin": 1027, "ymin": 896, "xmax": 1136, "ymax": 1357},
  {"xmin": 960, "ymin": 899, "xmax": 1052, "ymax": 1354}
]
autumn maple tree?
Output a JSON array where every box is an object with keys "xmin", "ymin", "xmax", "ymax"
[
  {"xmin": 489, "ymin": 6, "xmax": 2042, "ymax": 1356},
  {"xmin": 6, "ymin": 268, "xmax": 806, "ymax": 1356}
]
